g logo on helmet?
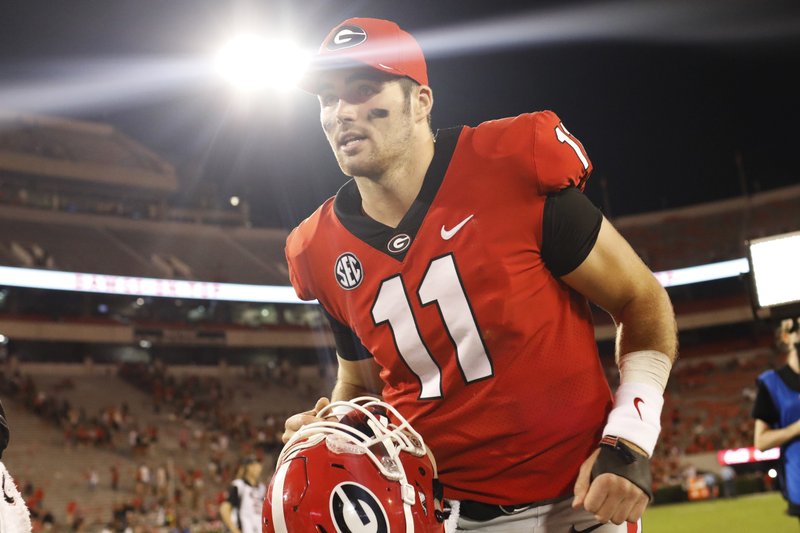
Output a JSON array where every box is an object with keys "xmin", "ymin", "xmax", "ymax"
[
  {"xmin": 330, "ymin": 482, "xmax": 389, "ymax": 533},
  {"xmin": 328, "ymin": 25, "xmax": 367, "ymax": 50}
]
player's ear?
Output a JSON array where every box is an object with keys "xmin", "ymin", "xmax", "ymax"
[{"xmin": 415, "ymin": 85, "xmax": 433, "ymax": 123}]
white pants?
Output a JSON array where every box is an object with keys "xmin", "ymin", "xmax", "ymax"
[{"xmin": 453, "ymin": 497, "xmax": 642, "ymax": 533}]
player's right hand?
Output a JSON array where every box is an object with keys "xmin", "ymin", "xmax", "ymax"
[
  {"xmin": 572, "ymin": 440, "xmax": 650, "ymax": 525},
  {"xmin": 282, "ymin": 397, "xmax": 333, "ymax": 444}
]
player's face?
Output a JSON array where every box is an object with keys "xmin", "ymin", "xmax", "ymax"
[
  {"xmin": 317, "ymin": 68, "xmax": 414, "ymax": 179},
  {"xmin": 245, "ymin": 462, "xmax": 262, "ymax": 480}
]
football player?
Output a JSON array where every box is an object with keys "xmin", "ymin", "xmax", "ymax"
[
  {"xmin": 282, "ymin": 17, "xmax": 677, "ymax": 532},
  {"xmin": 220, "ymin": 456, "xmax": 267, "ymax": 533}
]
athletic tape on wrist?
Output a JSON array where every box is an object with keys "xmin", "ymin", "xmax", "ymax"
[
  {"xmin": 618, "ymin": 350, "xmax": 672, "ymax": 394},
  {"xmin": 602, "ymin": 381, "xmax": 663, "ymax": 457},
  {"xmin": 602, "ymin": 350, "xmax": 671, "ymax": 456}
]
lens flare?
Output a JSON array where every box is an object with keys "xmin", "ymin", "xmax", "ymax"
[{"xmin": 215, "ymin": 34, "xmax": 309, "ymax": 92}]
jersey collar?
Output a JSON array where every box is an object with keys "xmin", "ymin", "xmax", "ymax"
[{"xmin": 333, "ymin": 126, "xmax": 462, "ymax": 260}]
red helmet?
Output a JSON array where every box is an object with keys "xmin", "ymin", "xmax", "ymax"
[{"xmin": 263, "ymin": 397, "xmax": 447, "ymax": 533}]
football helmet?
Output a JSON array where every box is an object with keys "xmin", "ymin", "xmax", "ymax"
[{"xmin": 263, "ymin": 397, "xmax": 447, "ymax": 533}]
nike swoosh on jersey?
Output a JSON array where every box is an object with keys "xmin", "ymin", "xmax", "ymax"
[{"xmin": 441, "ymin": 214, "xmax": 474, "ymax": 240}]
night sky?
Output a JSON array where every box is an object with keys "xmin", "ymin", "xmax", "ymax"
[{"xmin": 1, "ymin": 0, "xmax": 798, "ymax": 229}]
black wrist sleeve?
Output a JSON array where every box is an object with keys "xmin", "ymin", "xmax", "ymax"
[
  {"xmin": 0, "ymin": 399, "xmax": 8, "ymax": 459},
  {"xmin": 591, "ymin": 436, "xmax": 654, "ymax": 501}
]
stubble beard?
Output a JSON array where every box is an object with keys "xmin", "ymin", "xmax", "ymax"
[
  {"xmin": 337, "ymin": 115, "xmax": 414, "ymax": 181},
  {"xmin": 336, "ymin": 146, "xmax": 378, "ymax": 179}
]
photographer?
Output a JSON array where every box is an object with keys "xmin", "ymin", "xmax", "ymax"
[{"xmin": 753, "ymin": 317, "xmax": 800, "ymax": 519}]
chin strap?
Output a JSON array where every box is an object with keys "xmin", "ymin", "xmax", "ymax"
[{"xmin": 424, "ymin": 441, "xmax": 451, "ymax": 526}]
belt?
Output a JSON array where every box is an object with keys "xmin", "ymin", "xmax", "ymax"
[
  {"xmin": 458, "ymin": 496, "xmax": 568, "ymax": 522},
  {"xmin": 458, "ymin": 500, "xmax": 535, "ymax": 521}
]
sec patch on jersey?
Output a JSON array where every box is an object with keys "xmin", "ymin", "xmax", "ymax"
[{"xmin": 334, "ymin": 252, "xmax": 363, "ymax": 290}]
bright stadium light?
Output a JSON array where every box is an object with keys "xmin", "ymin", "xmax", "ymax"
[
  {"xmin": 215, "ymin": 34, "xmax": 309, "ymax": 92},
  {"xmin": 748, "ymin": 230, "xmax": 800, "ymax": 309}
]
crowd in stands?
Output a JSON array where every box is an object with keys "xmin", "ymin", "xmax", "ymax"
[
  {"xmin": 0, "ymin": 362, "xmax": 309, "ymax": 531},
  {"xmin": 0, "ymin": 181, "xmax": 246, "ymax": 230},
  {"xmin": 0, "ymin": 347, "xmax": 783, "ymax": 530},
  {"xmin": 0, "ymin": 371, "xmax": 121, "ymax": 449},
  {"xmin": 24, "ymin": 470, "xmax": 228, "ymax": 532},
  {"xmin": 649, "ymin": 351, "xmax": 770, "ymax": 491},
  {"xmin": 0, "ymin": 358, "xmax": 307, "ymax": 456},
  {"xmin": 117, "ymin": 361, "xmax": 292, "ymax": 457}
]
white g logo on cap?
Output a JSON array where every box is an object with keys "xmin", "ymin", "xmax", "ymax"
[{"xmin": 328, "ymin": 25, "xmax": 367, "ymax": 50}]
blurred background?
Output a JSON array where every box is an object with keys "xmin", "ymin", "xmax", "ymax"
[{"xmin": 1, "ymin": 0, "xmax": 799, "ymax": 531}]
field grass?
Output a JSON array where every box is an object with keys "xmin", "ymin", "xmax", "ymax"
[{"xmin": 643, "ymin": 491, "xmax": 799, "ymax": 532}]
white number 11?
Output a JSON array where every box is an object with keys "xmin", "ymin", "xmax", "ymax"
[{"xmin": 371, "ymin": 254, "xmax": 493, "ymax": 400}]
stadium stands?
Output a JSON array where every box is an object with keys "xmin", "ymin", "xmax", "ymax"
[
  {"xmin": 616, "ymin": 184, "xmax": 800, "ymax": 271},
  {"xmin": 0, "ymin": 204, "xmax": 289, "ymax": 284},
  {"xmin": 0, "ymin": 112, "xmax": 177, "ymax": 193},
  {"xmin": 2, "ymin": 361, "xmax": 326, "ymax": 529}
]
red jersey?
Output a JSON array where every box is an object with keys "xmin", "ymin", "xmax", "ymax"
[{"xmin": 286, "ymin": 111, "xmax": 612, "ymax": 504}]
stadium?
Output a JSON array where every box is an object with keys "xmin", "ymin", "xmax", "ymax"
[{"xmin": 1, "ymin": 1, "xmax": 799, "ymax": 532}]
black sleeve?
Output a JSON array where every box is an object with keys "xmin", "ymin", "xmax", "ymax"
[
  {"xmin": 322, "ymin": 308, "xmax": 374, "ymax": 362},
  {"xmin": 0, "ymin": 399, "xmax": 9, "ymax": 460},
  {"xmin": 541, "ymin": 186, "xmax": 603, "ymax": 277},
  {"xmin": 752, "ymin": 379, "xmax": 779, "ymax": 425},
  {"xmin": 227, "ymin": 484, "xmax": 240, "ymax": 507}
]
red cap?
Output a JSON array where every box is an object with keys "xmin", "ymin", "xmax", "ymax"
[{"xmin": 298, "ymin": 18, "xmax": 428, "ymax": 94}]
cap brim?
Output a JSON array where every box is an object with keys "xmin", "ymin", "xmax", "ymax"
[{"xmin": 297, "ymin": 55, "xmax": 374, "ymax": 94}]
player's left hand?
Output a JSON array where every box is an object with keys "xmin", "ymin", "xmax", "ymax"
[
  {"xmin": 571, "ymin": 447, "xmax": 650, "ymax": 525},
  {"xmin": 282, "ymin": 397, "xmax": 339, "ymax": 443}
]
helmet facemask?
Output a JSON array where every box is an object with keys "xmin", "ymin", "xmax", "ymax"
[{"xmin": 265, "ymin": 397, "xmax": 448, "ymax": 533}]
